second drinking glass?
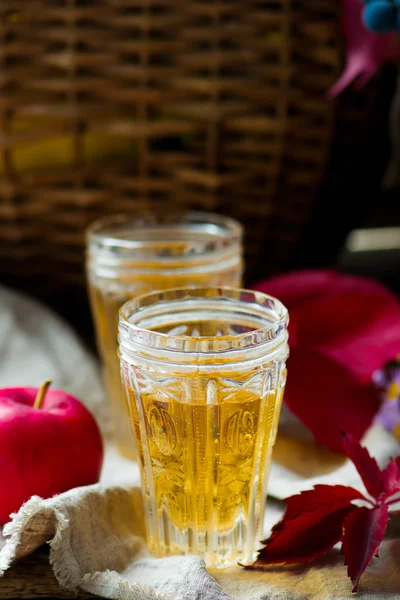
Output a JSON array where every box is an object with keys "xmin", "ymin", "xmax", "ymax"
[{"xmin": 86, "ymin": 212, "xmax": 243, "ymax": 457}]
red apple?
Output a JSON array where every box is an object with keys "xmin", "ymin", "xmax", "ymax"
[{"xmin": 0, "ymin": 381, "xmax": 103, "ymax": 525}]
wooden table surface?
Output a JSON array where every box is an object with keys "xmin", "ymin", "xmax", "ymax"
[{"xmin": 0, "ymin": 546, "xmax": 96, "ymax": 600}]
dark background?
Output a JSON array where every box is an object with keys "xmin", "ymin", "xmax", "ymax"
[
  {"xmin": 2, "ymin": 68, "xmax": 400, "ymax": 350},
  {"xmin": 293, "ymin": 66, "xmax": 400, "ymax": 292}
]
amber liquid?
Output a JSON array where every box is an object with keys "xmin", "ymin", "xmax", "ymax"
[
  {"xmin": 89, "ymin": 265, "xmax": 241, "ymax": 458},
  {"xmin": 89, "ymin": 285, "xmax": 136, "ymax": 457},
  {"xmin": 121, "ymin": 314, "xmax": 285, "ymax": 566}
]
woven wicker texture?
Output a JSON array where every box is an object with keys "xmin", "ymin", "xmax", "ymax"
[{"xmin": 0, "ymin": 0, "xmax": 341, "ymax": 291}]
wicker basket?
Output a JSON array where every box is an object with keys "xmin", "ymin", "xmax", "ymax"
[{"xmin": 0, "ymin": 0, "xmax": 342, "ymax": 293}]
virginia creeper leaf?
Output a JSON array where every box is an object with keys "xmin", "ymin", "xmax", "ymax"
[
  {"xmin": 253, "ymin": 503, "xmax": 356, "ymax": 566},
  {"xmin": 341, "ymin": 432, "xmax": 382, "ymax": 498},
  {"xmin": 283, "ymin": 485, "xmax": 366, "ymax": 520},
  {"xmin": 342, "ymin": 504, "xmax": 389, "ymax": 592},
  {"xmin": 284, "ymin": 350, "xmax": 379, "ymax": 453},
  {"xmin": 250, "ymin": 431, "xmax": 400, "ymax": 592},
  {"xmin": 381, "ymin": 457, "xmax": 400, "ymax": 497}
]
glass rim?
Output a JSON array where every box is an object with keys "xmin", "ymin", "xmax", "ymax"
[
  {"xmin": 87, "ymin": 210, "xmax": 242, "ymax": 248},
  {"xmin": 119, "ymin": 286, "xmax": 288, "ymax": 353}
]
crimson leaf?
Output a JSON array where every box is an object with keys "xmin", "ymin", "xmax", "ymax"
[
  {"xmin": 284, "ymin": 349, "xmax": 379, "ymax": 453},
  {"xmin": 381, "ymin": 457, "xmax": 400, "ymax": 497},
  {"xmin": 342, "ymin": 504, "xmax": 389, "ymax": 593},
  {"xmin": 341, "ymin": 431, "xmax": 382, "ymax": 498},
  {"xmin": 253, "ymin": 502, "xmax": 356, "ymax": 566},
  {"xmin": 249, "ymin": 432, "xmax": 400, "ymax": 591},
  {"xmin": 283, "ymin": 485, "xmax": 366, "ymax": 520}
]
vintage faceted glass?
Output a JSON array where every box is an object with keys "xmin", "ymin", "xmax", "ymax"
[
  {"xmin": 119, "ymin": 287, "xmax": 289, "ymax": 567},
  {"xmin": 86, "ymin": 212, "xmax": 243, "ymax": 457}
]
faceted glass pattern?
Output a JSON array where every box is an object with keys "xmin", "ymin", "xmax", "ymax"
[{"xmin": 119, "ymin": 288, "xmax": 289, "ymax": 567}]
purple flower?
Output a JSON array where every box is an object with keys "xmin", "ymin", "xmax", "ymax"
[{"xmin": 374, "ymin": 358, "xmax": 400, "ymax": 437}]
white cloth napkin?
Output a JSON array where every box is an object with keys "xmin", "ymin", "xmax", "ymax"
[{"xmin": 1, "ymin": 285, "xmax": 400, "ymax": 599}]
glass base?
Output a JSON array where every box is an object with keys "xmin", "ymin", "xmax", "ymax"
[{"xmin": 146, "ymin": 509, "xmax": 260, "ymax": 568}]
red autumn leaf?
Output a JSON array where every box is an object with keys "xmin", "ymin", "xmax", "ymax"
[
  {"xmin": 249, "ymin": 434, "xmax": 400, "ymax": 592},
  {"xmin": 255, "ymin": 269, "xmax": 398, "ymax": 318},
  {"xmin": 262, "ymin": 270, "xmax": 400, "ymax": 386},
  {"xmin": 294, "ymin": 291, "xmax": 400, "ymax": 384},
  {"xmin": 324, "ymin": 306, "xmax": 400, "ymax": 386},
  {"xmin": 381, "ymin": 457, "xmax": 400, "ymax": 497},
  {"xmin": 294, "ymin": 288, "xmax": 400, "ymax": 350},
  {"xmin": 253, "ymin": 503, "xmax": 356, "ymax": 566},
  {"xmin": 254, "ymin": 269, "xmax": 400, "ymax": 450},
  {"xmin": 284, "ymin": 485, "xmax": 366, "ymax": 520},
  {"xmin": 254, "ymin": 269, "xmax": 341, "ymax": 309},
  {"xmin": 341, "ymin": 432, "xmax": 382, "ymax": 498},
  {"xmin": 284, "ymin": 349, "xmax": 379, "ymax": 453},
  {"xmin": 342, "ymin": 504, "xmax": 389, "ymax": 592}
]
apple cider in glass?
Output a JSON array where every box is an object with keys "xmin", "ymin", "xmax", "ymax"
[
  {"xmin": 119, "ymin": 288, "xmax": 288, "ymax": 567},
  {"xmin": 86, "ymin": 213, "xmax": 243, "ymax": 458}
]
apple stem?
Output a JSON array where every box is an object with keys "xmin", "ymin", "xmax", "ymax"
[{"xmin": 33, "ymin": 380, "xmax": 52, "ymax": 410}]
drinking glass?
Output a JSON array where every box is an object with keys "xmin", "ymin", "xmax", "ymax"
[
  {"xmin": 119, "ymin": 287, "xmax": 289, "ymax": 567},
  {"xmin": 86, "ymin": 213, "xmax": 243, "ymax": 457}
]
